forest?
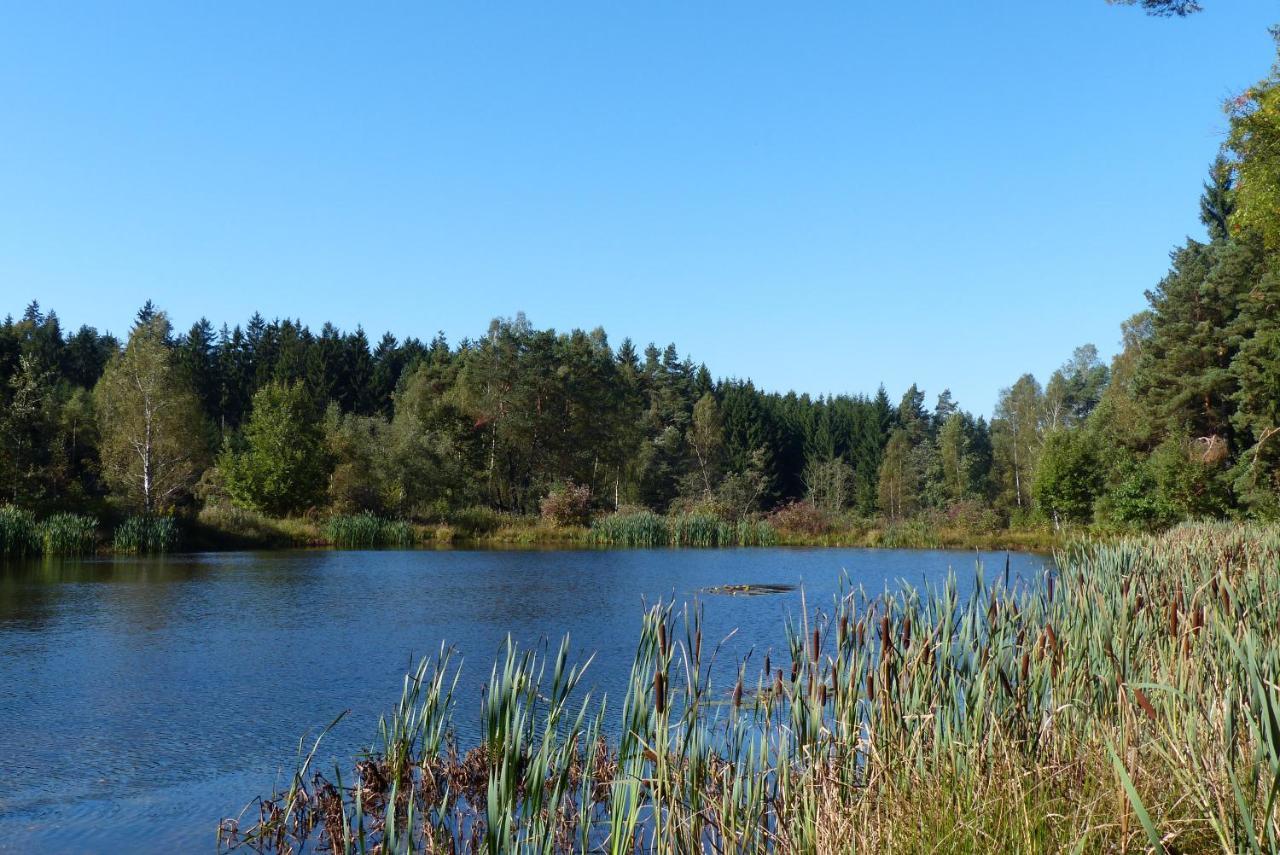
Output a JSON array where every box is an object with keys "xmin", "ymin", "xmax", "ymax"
[{"xmin": 2, "ymin": 54, "xmax": 1280, "ymax": 550}]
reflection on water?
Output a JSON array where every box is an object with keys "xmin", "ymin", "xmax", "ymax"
[{"xmin": 0, "ymin": 547, "xmax": 1052, "ymax": 853}]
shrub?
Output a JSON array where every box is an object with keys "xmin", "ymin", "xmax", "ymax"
[
  {"xmin": 539, "ymin": 482, "xmax": 593, "ymax": 528},
  {"xmin": 449, "ymin": 506, "xmax": 504, "ymax": 537},
  {"xmin": 0, "ymin": 505, "xmax": 40, "ymax": 556},
  {"xmin": 113, "ymin": 515, "xmax": 180, "ymax": 554},
  {"xmin": 768, "ymin": 501, "xmax": 835, "ymax": 537},
  {"xmin": 39, "ymin": 513, "xmax": 99, "ymax": 555}
]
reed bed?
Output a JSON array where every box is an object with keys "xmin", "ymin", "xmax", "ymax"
[
  {"xmin": 221, "ymin": 522, "xmax": 1280, "ymax": 853},
  {"xmin": 325, "ymin": 513, "xmax": 417, "ymax": 549},
  {"xmin": 0, "ymin": 505, "xmax": 40, "ymax": 556},
  {"xmin": 38, "ymin": 512, "xmax": 99, "ymax": 555},
  {"xmin": 591, "ymin": 510, "xmax": 777, "ymax": 547},
  {"xmin": 112, "ymin": 515, "xmax": 179, "ymax": 554}
]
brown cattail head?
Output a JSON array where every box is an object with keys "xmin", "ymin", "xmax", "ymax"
[
  {"xmin": 654, "ymin": 671, "xmax": 666, "ymax": 714},
  {"xmin": 880, "ymin": 616, "xmax": 892, "ymax": 654},
  {"xmin": 811, "ymin": 628, "xmax": 821, "ymax": 663},
  {"xmin": 867, "ymin": 673, "xmax": 875, "ymax": 703},
  {"xmin": 1134, "ymin": 688, "xmax": 1157, "ymax": 724},
  {"xmin": 818, "ymin": 682, "xmax": 828, "ymax": 706},
  {"xmin": 1020, "ymin": 651, "xmax": 1030, "ymax": 683},
  {"xmin": 791, "ymin": 658, "xmax": 799, "ymax": 681},
  {"xmin": 902, "ymin": 614, "xmax": 912, "ymax": 650},
  {"xmin": 733, "ymin": 678, "xmax": 743, "ymax": 708},
  {"xmin": 764, "ymin": 651, "xmax": 771, "ymax": 677},
  {"xmin": 773, "ymin": 669, "xmax": 784, "ymax": 697},
  {"xmin": 1168, "ymin": 598, "xmax": 1179, "ymax": 638},
  {"xmin": 856, "ymin": 620, "xmax": 866, "ymax": 647},
  {"xmin": 838, "ymin": 614, "xmax": 849, "ymax": 648},
  {"xmin": 658, "ymin": 621, "xmax": 668, "ymax": 658}
]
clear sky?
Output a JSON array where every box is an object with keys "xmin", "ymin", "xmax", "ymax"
[{"xmin": 1, "ymin": 2, "xmax": 1277, "ymax": 416}]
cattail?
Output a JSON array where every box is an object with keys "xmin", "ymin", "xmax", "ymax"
[
  {"xmin": 901, "ymin": 614, "xmax": 912, "ymax": 650},
  {"xmin": 856, "ymin": 620, "xmax": 866, "ymax": 647},
  {"xmin": 791, "ymin": 658, "xmax": 799, "ymax": 681},
  {"xmin": 773, "ymin": 669, "xmax": 784, "ymax": 698},
  {"xmin": 880, "ymin": 616, "xmax": 892, "ymax": 656},
  {"xmin": 1134, "ymin": 688, "xmax": 1157, "ymax": 723},
  {"xmin": 818, "ymin": 682, "xmax": 828, "ymax": 706},
  {"xmin": 1048, "ymin": 573, "xmax": 1056, "ymax": 602},
  {"xmin": 1193, "ymin": 605, "xmax": 1204, "ymax": 633},
  {"xmin": 1020, "ymin": 651, "xmax": 1030, "ymax": 683},
  {"xmin": 764, "ymin": 651, "xmax": 771, "ymax": 677},
  {"xmin": 867, "ymin": 672, "xmax": 876, "ymax": 703},
  {"xmin": 658, "ymin": 621, "xmax": 668, "ymax": 658},
  {"xmin": 838, "ymin": 614, "xmax": 849, "ymax": 648},
  {"xmin": 1182, "ymin": 633, "xmax": 1191, "ymax": 658},
  {"xmin": 811, "ymin": 628, "xmax": 821, "ymax": 663},
  {"xmin": 654, "ymin": 670, "xmax": 666, "ymax": 714},
  {"xmin": 1168, "ymin": 598, "xmax": 1179, "ymax": 638},
  {"xmin": 733, "ymin": 678, "xmax": 743, "ymax": 708}
]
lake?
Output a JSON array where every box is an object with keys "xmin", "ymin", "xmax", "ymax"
[{"xmin": 0, "ymin": 546, "xmax": 1052, "ymax": 853}]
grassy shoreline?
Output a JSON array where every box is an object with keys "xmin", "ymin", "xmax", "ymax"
[{"xmin": 220, "ymin": 521, "xmax": 1280, "ymax": 853}]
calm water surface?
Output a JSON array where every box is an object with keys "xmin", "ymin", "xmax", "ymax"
[{"xmin": 0, "ymin": 546, "xmax": 1052, "ymax": 853}]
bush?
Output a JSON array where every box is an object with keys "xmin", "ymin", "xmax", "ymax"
[
  {"xmin": 539, "ymin": 482, "xmax": 593, "ymax": 528},
  {"xmin": 0, "ymin": 505, "xmax": 40, "ymax": 556},
  {"xmin": 768, "ymin": 501, "xmax": 835, "ymax": 537},
  {"xmin": 39, "ymin": 513, "xmax": 99, "ymax": 555},
  {"xmin": 448, "ymin": 506, "xmax": 504, "ymax": 537},
  {"xmin": 113, "ymin": 515, "xmax": 180, "ymax": 554},
  {"xmin": 944, "ymin": 498, "xmax": 1002, "ymax": 534}
]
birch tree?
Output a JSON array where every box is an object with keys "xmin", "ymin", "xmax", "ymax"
[{"xmin": 94, "ymin": 313, "xmax": 206, "ymax": 512}]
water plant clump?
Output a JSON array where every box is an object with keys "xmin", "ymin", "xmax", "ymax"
[
  {"xmin": 38, "ymin": 513, "xmax": 99, "ymax": 555},
  {"xmin": 325, "ymin": 513, "xmax": 416, "ymax": 548},
  {"xmin": 221, "ymin": 522, "xmax": 1280, "ymax": 853},
  {"xmin": 113, "ymin": 515, "xmax": 180, "ymax": 554},
  {"xmin": 0, "ymin": 505, "xmax": 40, "ymax": 556},
  {"xmin": 590, "ymin": 509, "xmax": 777, "ymax": 547}
]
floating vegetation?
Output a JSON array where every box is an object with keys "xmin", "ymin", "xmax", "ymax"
[
  {"xmin": 590, "ymin": 510, "xmax": 777, "ymax": 548},
  {"xmin": 113, "ymin": 515, "xmax": 179, "ymax": 554},
  {"xmin": 700, "ymin": 583, "xmax": 796, "ymax": 596},
  {"xmin": 221, "ymin": 522, "xmax": 1280, "ymax": 853},
  {"xmin": 325, "ymin": 513, "xmax": 416, "ymax": 548}
]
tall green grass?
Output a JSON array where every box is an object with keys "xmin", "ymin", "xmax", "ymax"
[
  {"xmin": 591, "ymin": 509, "xmax": 777, "ymax": 547},
  {"xmin": 38, "ymin": 513, "xmax": 99, "ymax": 555},
  {"xmin": 223, "ymin": 522, "xmax": 1280, "ymax": 853},
  {"xmin": 0, "ymin": 505, "xmax": 40, "ymax": 556},
  {"xmin": 113, "ymin": 515, "xmax": 179, "ymax": 554},
  {"xmin": 325, "ymin": 513, "xmax": 416, "ymax": 548}
]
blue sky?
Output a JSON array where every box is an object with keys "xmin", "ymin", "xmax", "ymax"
[{"xmin": 1, "ymin": 1, "xmax": 1277, "ymax": 416}]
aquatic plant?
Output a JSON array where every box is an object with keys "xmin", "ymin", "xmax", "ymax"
[
  {"xmin": 222, "ymin": 522, "xmax": 1280, "ymax": 853},
  {"xmin": 0, "ymin": 505, "xmax": 40, "ymax": 556},
  {"xmin": 591, "ymin": 510, "xmax": 776, "ymax": 547},
  {"xmin": 113, "ymin": 515, "xmax": 179, "ymax": 554},
  {"xmin": 38, "ymin": 513, "xmax": 99, "ymax": 555},
  {"xmin": 325, "ymin": 513, "xmax": 416, "ymax": 548}
]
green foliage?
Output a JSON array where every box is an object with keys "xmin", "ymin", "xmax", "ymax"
[
  {"xmin": 324, "ymin": 513, "xmax": 416, "ymax": 548},
  {"xmin": 113, "ymin": 515, "xmax": 179, "ymax": 554},
  {"xmin": 589, "ymin": 508, "xmax": 775, "ymax": 547},
  {"xmin": 1033, "ymin": 429, "xmax": 1103, "ymax": 525},
  {"xmin": 0, "ymin": 505, "xmax": 40, "ymax": 556},
  {"xmin": 38, "ymin": 512, "xmax": 98, "ymax": 555},
  {"xmin": 94, "ymin": 313, "xmax": 208, "ymax": 513},
  {"xmin": 221, "ymin": 381, "xmax": 329, "ymax": 517}
]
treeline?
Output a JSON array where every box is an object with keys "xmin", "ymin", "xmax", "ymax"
[{"xmin": 4, "ymin": 73, "xmax": 1280, "ymax": 537}]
